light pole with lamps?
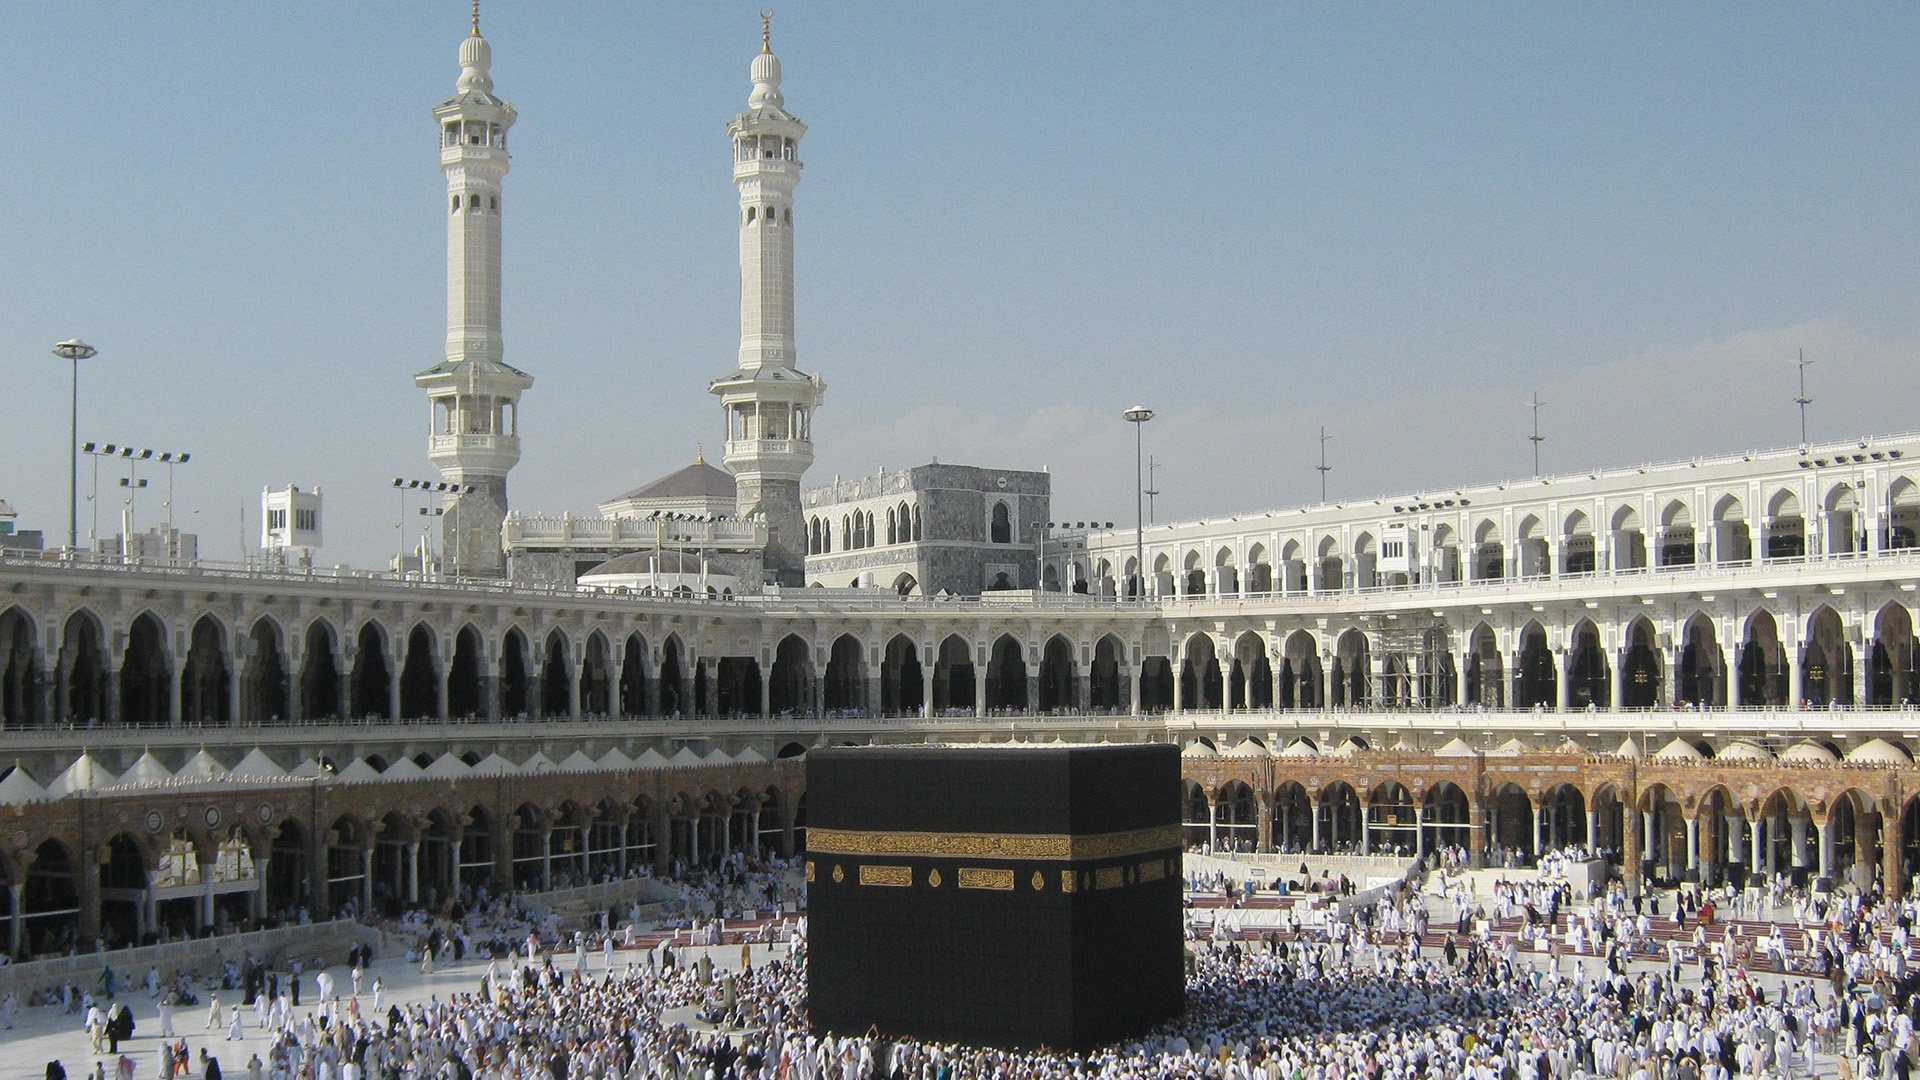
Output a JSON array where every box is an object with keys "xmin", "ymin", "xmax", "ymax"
[
  {"xmin": 1124, "ymin": 406, "xmax": 1154, "ymax": 599},
  {"xmin": 52, "ymin": 340, "xmax": 96, "ymax": 550}
]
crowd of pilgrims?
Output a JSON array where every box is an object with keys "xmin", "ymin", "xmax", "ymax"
[{"xmin": 47, "ymin": 853, "xmax": 1920, "ymax": 1080}]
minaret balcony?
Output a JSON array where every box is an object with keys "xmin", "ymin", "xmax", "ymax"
[
  {"xmin": 723, "ymin": 438, "xmax": 814, "ymax": 470},
  {"xmin": 428, "ymin": 433, "xmax": 521, "ymax": 475}
]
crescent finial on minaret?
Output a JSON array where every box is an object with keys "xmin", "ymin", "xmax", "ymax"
[{"xmin": 761, "ymin": 11, "xmax": 773, "ymax": 53}]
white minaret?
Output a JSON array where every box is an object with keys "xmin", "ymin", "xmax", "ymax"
[
  {"xmin": 415, "ymin": 4, "xmax": 531, "ymax": 578},
  {"xmin": 710, "ymin": 17, "xmax": 823, "ymax": 587}
]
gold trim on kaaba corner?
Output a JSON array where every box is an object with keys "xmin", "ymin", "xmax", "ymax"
[
  {"xmin": 806, "ymin": 824, "xmax": 1182, "ymax": 861},
  {"xmin": 805, "ymin": 861, "xmax": 815, "ymax": 882},
  {"xmin": 858, "ymin": 864, "xmax": 912, "ymax": 887},
  {"xmin": 957, "ymin": 867, "xmax": 1014, "ymax": 890}
]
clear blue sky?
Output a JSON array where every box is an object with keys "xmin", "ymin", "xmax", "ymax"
[{"xmin": 4, "ymin": 4, "xmax": 1920, "ymax": 568}]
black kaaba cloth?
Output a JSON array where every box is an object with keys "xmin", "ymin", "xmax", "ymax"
[{"xmin": 806, "ymin": 743, "xmax": 1184, "ymax": 1051}]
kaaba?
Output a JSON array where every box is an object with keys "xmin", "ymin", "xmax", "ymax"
[{"xmin": 806, "ymin": 743, "xmax": 1184, "ymax": 1051}]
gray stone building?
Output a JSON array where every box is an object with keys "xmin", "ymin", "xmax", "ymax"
[{"xmin": 801, "ymin": 463, "xmax": 1050, "ymax": 595}]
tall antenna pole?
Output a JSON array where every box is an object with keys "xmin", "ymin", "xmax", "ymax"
[
  {"xmin": 1317, "ymin": 427, "xmax": 1332, "ymax": 501},
  {"xmin": 1144, "ymin": 456, "xmax": 1162, "ymax": 524},
  {"xmin": 1795, "ymin": 348, "xmax": 1814, "ymax": 445},
  {"xmin": 1528, "ymin": 393, "xmax": 1547, "ymax": 477}
]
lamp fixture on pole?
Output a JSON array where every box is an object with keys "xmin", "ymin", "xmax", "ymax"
[
  {"xmin": 52, "ymin": 339, "xmax": 97, "ymax": 550},
  {"xmin": 1123, "ymin": 406, "xmax": 1154, "ymax": 599}
]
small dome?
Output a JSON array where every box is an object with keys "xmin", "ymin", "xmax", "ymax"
[
  {"xmin": 751, "ymin": 51, "xmax": 782, "ymax": 90},
  {"xmin": 457, "ymin": 32, "xmax": 494, "ymax": 95},
  {"xmin": 1780, "ymin": 741, "xmax": 1840, "ymax": 763},
  {"xmin": 1324, "ymin": 737, "xmax": 1365, "ymax": 758},
  {"xmin": 1276, "ymin": 739, "xmax": 1319, "ymax": 758},
  {"xmin": 1434, "ymin": 737, "xmax": 1476, "ymax": 757},
  {"xmin": 1716, "ymin": 740, "xmax": 1775, "ymax": 762},
  {"xmin": 1490, "ymin": 736, "xmax": 1531, "ymax": 756},
  {"xmin": 583, "ymin": 550, "xmax": 706, "ymax": 578},
  {"xmin": 1180, "ymin": 740, "xmax": 1218, "ymax": 759},
  {"xmin": 1846, "ymin": 737, "xmax": 1912, "ymax": 764},
  {"xmin": 1223, "ymin": 738, "xmax": 1269, "ymax": 758},
  {"xmin": 1614, "ymin": 737, "xmax": 1643, "ymax": 759},
  {"xmin": 1653, "ymin": 737, "xmax": 1706, "ymax": 761}
]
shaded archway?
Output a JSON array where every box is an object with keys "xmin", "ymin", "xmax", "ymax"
[
  {"xmin": 984, "ymin": 635, "xmax": 1027, "ymax": 712},
  {"xmin": 121, "ymin": 612, "xmax": 172, "ymax": 726},
  {"xmin": 1870, "ymin": 603, "xmax": 1918, "ymax": 706},
  {"xmin": 22, "ymin": 840, "xmax": 79, "ymax": 959},
  {"xmin": 1367, "ymin": 781, "xmax": 1417, "ymax": 856},
  {"xmin": 0, "ymin": 607, "xmax": 42, "ymax": 727},
  {"xmin": 299, "ymin": 620, "xmax": 341, "ymax": 721},
  {"xmin": 1619, "ymin": 618, "xmax": 1660, "ymax": 708},
  {"xmin": 349, "ymin": 622, "xmax": 392, "ymax": 720},
  {"xmin": 619, "ymin": 633, "xmax": 649, "ymax": 716},
  {"xmin": 1488, "ymin": 783, "xmax": 1534, "ymax": 863},
  {"xmin": 181, "ymin": 614, "xmax": 232, "ymax": 725},
  {"xmin": 1566, "ymin": 619, "xmax": 1608, "ymax": 708},
  {"xmin": 241, "ymin": 617, "xmax": 288, "ymax": 725},
  {"xmin": 448, "ymin": 625, "xmax": 485, "ymax": 718},
  {"xmin": 398, "ymin": 623, "xmax": 440, "ymax": 720},
  {"xmin": 58, "ymin": 610, "xmax": 106, "ymax": 726},
  {"xmin": 929, "ymin": 630, "xmax": 975, "ymax": 714},
  {"xmin": 499, "ymin": 628, "xmax": 532, "ymax": 718},
  {"xmin": 1540, "ymin": 784, "xmax": 1586, "ymax": 853},
  {"xmin": 1513, "ymin": 622, "xmax": 1555, "ymax": 708},
  {"xmin": 1180, "ymin": 635, "xmax": 1223, "ymax": 711},
  {"xmin": 1802, "ymin": 606, "xmax": 1852, "ymax": 707},
  {"xmin": 1215, "ymin": 781, "xmax": 1258, "ymax": 853},
  {"xmin": 267, "ymin": 819, "xmax": 310, "ymax": 918},
  {"xmin": 1740, "ymin": 610, "xmax": 1787, "ymax": 706},
  {"xmin": 1317, "ymin": 782, "xmax": 1361, "ymax": 854},
  {"xmin": 580, "ymin": 632, "xmax": 613, "ymax": 716},
  {"xmin": 881, "ymin": 634, "xmax": 923, "ymax": 715},
  {"xmin": 1333, "ymin": 629, "xmax": 1369, "ymax": 707},
  {"xmin": 769, "ymin": 635, "xmax": 812, "ymax": 715},
  {"xmin": 1272, "ymin": 782, "xmax": 1312, "ymax": 852},
  {"xmin": 326, "ymin": 816, "xmax": 369, "ymax": 917},
  {"xmin": 823, "ymin": 635, "xmax": 864, "ymax": 713},
  {"xmin": 660, "ymin": 634, "xmax": 691, "ymax": 711},
  {"xmin": 1280, "ymin": 630, "xmax": 1321, "ymax": 709},
  {"xmin": 1138, "ymin": 655, "xmax": 1174, "ymax": 713},
  {"xmin": 1678, "ymin": 614, "xmax": 1722, "ymax": 707},
  {"xmin": 1423, "ymin": 782, "xmax": 1471, "ymax": 854},
  {"xmin": 539, "ymin": 630, "xmax": 572, "ymax": 717},
  {"xmin": 1461, "ymin": 623, "xmax": 1502, "ymax": 708},
  {"xmin": 1089, "ymin": 635, "xmax": 1125, "ymax": 711},
  {"xmin": 1038, "ymin": 635, "xmax": 1075, "ymax": 712}
]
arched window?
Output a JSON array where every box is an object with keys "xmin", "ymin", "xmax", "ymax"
[
  {"xmin": 784, "ymin": 208, "xmax": 793, "ymax": 223},
  {"xmin": 912, "ymin": 505, "xmax": 923, "ymax": 541},
  {"xmin": 991, "ymin": 502, "xmax": 1012, "ymax": 544},
  {"xmin": 887, "ymin": 508, "xmax": 897, "ymax": 545},
  {"xmin": 490, "ymin": 196, "xmax": 498, "ymax": 210},
  {"xmin": 866, "ymin": 511, "xmax": 877, "ymax": 548},
  {"xmin": 747, "ymin": 207, "xmax": 757, "ymax": 224}
]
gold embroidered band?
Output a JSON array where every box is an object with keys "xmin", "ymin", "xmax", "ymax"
[{"xmin": 807, "ymin": 824, "xmax": 1182, "ymax": 861}]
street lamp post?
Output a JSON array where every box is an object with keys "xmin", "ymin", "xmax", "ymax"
[
  {"xmin": 1123, "ymin": 406, "xmax": 1154, "ymax": 599},
  {"xmin": 52, "ymin": 340, "xmax": 97, "ymax": 550}
]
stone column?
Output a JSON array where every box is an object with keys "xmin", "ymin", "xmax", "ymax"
[
  {"xmin": 1310, "ymin": 799, "xmax": 1322, "ymax": 853},
  {"xmin": 1790, "ymin": 814, "xmax": 1809, "ymax": 869},
  {"xmin": 1884, "ymin": 808, "xmax": 1904, "ymax": 900},
  {"xmin": 1855, "ymin": 640, "xmax": 1872, "ymax": 707},
  {"xmin": 540, "ymin": 831, "xmax": 552, "ymax": 890},
  {"xmin": 922, "ymin": 645, "xmax": 936, "ymax": 719},
  {"xmin": 1750, "ymin": 818, "xmax": 1764, "ymax": 873},
  {"xmin": 761, "ymin": 668, "xmax": 774, "ymax": 719},
  {"xmin": 406, "ymin": 841, "xmax": 420, "ymax": 905},
  {"xmin": 1129, "ymin": 664, "xmax": 1142, "ymax": 716},
  {"xmin": 1787, "ymin": 650, "xmax": 1805, "ymax": 708},
  {"xmin": 1623, "ymin": 807, "xmax": 1643, "ymax": 896},
  {"xmin": 360, "ymin": 847, "xmax": 373, "ymax": 913},
  {"xmin": 1685, "ymin": 815, "xmax": 1700, "ymax": 876},
  {"xmin": 1586, "ymin": 810, "xmax": 1599, "ymax": 851},
  {"xmin": 436, "ymin": 668, "xmax": 449, "ymax": 720},
  {"xmin": 1532, "ymin": 806, "xmax": 1543, "ymax": 859},
  {"xmin": 387, "ymin": 663, "xmax": 400, "ymax": 721},
  {"xmin": 170, "ymin": 664, "xmax": 184, "ymax": 728},
  {"xmin": 1610, "ymin": 653, "xmax": 1627, "ymax": 710},
  {"xmin": 1415, "ymin": 805, "xmax": 1427, "ymax": 859},
  {"xmin": 1206, "ymin": 801, "xmax": 1217, "ymax": 851},
  {"xmin": 1817, "ymin": 820, "xmax": 1832, "ymax": 882},
  {"xmin": 1468, "ymin": 796, "xmax": 1486, "ymax": 868},
  {"xmin": 1556, "ymin": 649, "xmax": 1572, "ymax": 711},
  {"xmin": 1256, "ymin": 794, "xmax": 1273, "ymax": 853}
]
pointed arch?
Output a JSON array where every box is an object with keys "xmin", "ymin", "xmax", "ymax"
[
  {"xmin": 182, "ymin": 614, "xmax": 232, "ymax": 726},
  {"xmin": 448, "ymin": 624, "xmax": 485, "ymax": 718},
  {"xmin": 240, "ymin": 616, "xmax": 288, "ymax": 725},
  {"xmin": 539, "ymin": 629, "xmax": 573, "ymax": 717},
  {"xmin": 299, "ymin": 619, "xmax": 342, "ymax": 721},
  {"xmin": 58, "ymin": 609, "xmax": 107, "ymax": 726},
  {"xmin": 499, "ymin": 626, "xmax": 532, "ymax": 718},
  {"xmin": 398, "ymin": 623, "xmax": 440, "ymax": 720},
  {"xmin": 349, "ymin": 621, "xmax": 392, "ymax": 720},
  {"xmin": 619, "ymin": 632, "xmax": 649, "ymax": 716},
  {"xmin": 0, "ymin": 606, "xmax": 42, "ymax": 727},
  {"xmin": 1038, "ymin": 635, "xmax": 1076, "ymax": 712},
  {"xmin": 823, "ymin": 634, "xmax": 865, "ymax": 712},
  {"xmin": 932, "ymin": 634, "xmax": 975, "ymax": 714}
]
